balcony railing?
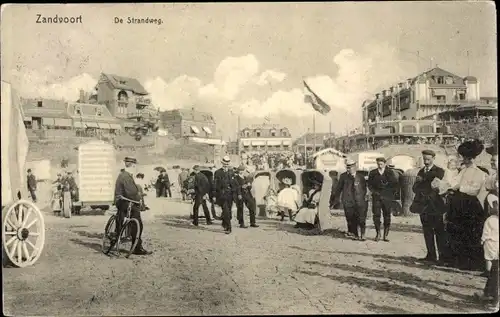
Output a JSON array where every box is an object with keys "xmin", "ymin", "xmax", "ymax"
[
  {"xmin": 135, "ymin": 96, "xmax": 151, "ymax": 106},
  {"xmin": 416, "ymin": 99, "xmax": 483, "ymax": 106}
]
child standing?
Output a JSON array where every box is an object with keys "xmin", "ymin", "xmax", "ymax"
[{"xmin": 478, "ymin": 194, "xmax": 499, "ymax": 310}]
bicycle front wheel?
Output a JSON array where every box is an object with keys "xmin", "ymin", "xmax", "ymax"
[
  {"xmin": 101, "ymin": 215, "xmax": 117, "ymax": 255},
  {"xmin": 116, "ymin": 218, "xmax": 140, "ymax": 258}
]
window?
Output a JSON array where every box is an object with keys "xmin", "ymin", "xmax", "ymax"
[
  {"xmin": 256, "ymin": 131, "xmax": 261, "ymax": 137},
  {"xmin": 437, "ymin": 96, "xmax": 446, "ymax": 103},
  {"xmin": 37, "ymin": 101, "xmax": 43, "ymax": 107},
  {"xmin": 271, "ymin": 130, "xmax": 276, "ymax": 137},
  {"xmin": 437, "ymin": 77, "xmax": 444, "ymax": 84},
  {"xmin": 75, "ymin": 107, "xmax": 81, "ymax": 115},
  {"xmin": 281, "ymin": 130, "xmax": 288, "ymax": 137},
  {"xmin": 245, "ymin": 131, "xmax": 250, "ymax": 137},
  {"xmin": 96, "ymin": 108, "xmax": 102, "ymax": 116},
  {"xmin": 458, "ymin": 93, "xmax": 466, "ymax": 100},
  {"xmin": 445, "ymin": 76, "xmax": 454, "ymax": 84}
]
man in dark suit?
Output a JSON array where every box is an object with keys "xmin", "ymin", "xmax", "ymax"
[
  {"xmin": 234, "ymin": 165, "xmax": 259, "ymax": 228},
  {"xmin": 160, "ymin": 171, "xmax": 172, "ymax": 198},
  {"xmin": 213, "ymin": 156, "xmax": 237, "ymax": 234},
  {"xmin": 331, "ymin": 158, "xmax": 368, "ymax": 240},
  {"xmin": 411, "ymin": 149, "xmax": 449, "ymax": 265},
  {"xmin": 367, "ymin": 157, "xmax": 399, "ymax": 242},
  {"xmin": 192, "ymin": 165, "xmax": 213, "ymax": 226},
  {"xmin": 27, "ymin": 169, "xmax": 37, "ymax": 203},
  {"xmin": 114, "ymin": 157, "xmax": 152, "ymax": 256}
]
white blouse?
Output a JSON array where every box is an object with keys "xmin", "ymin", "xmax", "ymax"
[{"xmin": 447, "ymin": 165, "xmax": 487, "ymax": 197}]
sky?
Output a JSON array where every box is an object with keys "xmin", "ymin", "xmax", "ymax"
[{"xmin": 1, "ymin": 2, "xmax": 497, "ymax": 139}]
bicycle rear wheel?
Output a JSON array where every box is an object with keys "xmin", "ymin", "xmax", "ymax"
[
  {"xmin": 101, "ymin": 215, "xmax": 117, "ymax": 255},
  {"xmin": 116, "ymin": 218, "xmax": 140, "ymax": 258}
]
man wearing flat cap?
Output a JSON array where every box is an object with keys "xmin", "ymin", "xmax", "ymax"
[
  {"xmin": 367, "ymin": 157, "xmax": 399, "ymax": 242},
  {"xmin": 331, "ymin": 158, "xmax": 368, "ymax": 240},
  {"xmin": 213, "ymin": 156, "xmax": 238, "ymax": 234},
  {"xmin": 411, "ymin": 149, "xmax": 449, "ymax": 265},
  {"xmin": 114, "ymin": 157, "xmax": 152, "ymax": 255},
  {"xmin": 234, "ymin": 165, "xmax": 258, "ymax": 228}
]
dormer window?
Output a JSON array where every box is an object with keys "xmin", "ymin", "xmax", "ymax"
[
  {"xmin": 437, "ymin": 77, "xmax": 444, "ymax": 84},
  {"xmin": 256, "ymin": 130, "xmax": 261, "ymax": 137},
  {"xmin": 37, "ymin": 101, "xmax": 43, "ymax": 108},
  {"xmin": 271, "ymin": 129, "xmax": 276, "ymax": 137},
  {"xmin": 445, "ymin": 76, "xmax": 454, "ymax": 84},
  {"xmin": 96, "ymin": 108, "xmax": 102, "ymax": 116},
  {"xmin": 119, "ymin": 80, "xmax": 126, "ymax": 85},
  {"xmin": 281, "ymin": 130, "xmax": 288, "ymax": 137},
  {"xmin": 75, "ymin": 107, "xmax": 81, "ymax": 115}
]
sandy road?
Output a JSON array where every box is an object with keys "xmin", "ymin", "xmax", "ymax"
[{"xmin": 3, "ymin": 195, "xmax": 491, "ymax": 315}]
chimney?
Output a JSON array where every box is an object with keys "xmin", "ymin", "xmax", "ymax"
[
  {"xmin": 406, "ymin": 78, "xmax": 412, "ymax": 89},
  {"xmin": 79, "ymin": 89, "xmax": 85, "ymax": 103}
]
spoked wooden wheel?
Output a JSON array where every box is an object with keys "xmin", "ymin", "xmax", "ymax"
[
  {"xmin": 101, "ymin": 215, "xmax": 117, "ymax": 256},
  {"xmin": 116, "ymin": 218, "xmax": 140, "ymax": 258},
  {"xmin": 2, "ymin": 200, "xmax": 45, "ymax": 268},
  {"xmin": 62, "ymin": 192, "xmax": 72, "ymax": 218}
]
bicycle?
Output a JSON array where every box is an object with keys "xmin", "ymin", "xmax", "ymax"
[{"xmin": 101, "ymin": 195, "xmax": 141, "ymax": 258}]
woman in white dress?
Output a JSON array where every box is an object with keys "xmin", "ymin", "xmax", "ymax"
[
  {"xmin": 294, "ymin": 181, "xmax": 322, "ymax": 229},
  {"xmin": 277, "ymin": 178, "xmax": 300, "ymax": 221}
]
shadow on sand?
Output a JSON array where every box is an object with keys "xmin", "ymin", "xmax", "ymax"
[
  {"xmin": 296, "ymin": 265, "xmax": 484, "ymax": 313},
  {"xmin": 363, "ymin": 303, "xmax": 412, "ymax": 314},
  {"xmin": 70, "ymin": 238, "xmax": 102, "ymax": 253},
  {"xmin": 72, "ymin": 230, "xmax": 104, "ymax": 240},
  {"xmin": 160, "ymin": 215, "xmax": 224, "ymax": 234},
  {"xmin": 289, "ymin": 246, "xmax": 480, "ymax": 276}
]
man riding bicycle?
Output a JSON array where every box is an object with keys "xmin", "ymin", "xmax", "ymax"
[{"xmin": 113, "ymin": 157, "xmax": 152, "ymax": 256}]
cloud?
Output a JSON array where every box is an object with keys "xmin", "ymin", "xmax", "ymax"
[
  {"xmin": 256, "ymin": 70, "xmax": 287, "ymax": 86},
  {"xmin": 9, "ymin": 67, "xmax": 97, "ymax": 101},
  {"xmin": 143, "ymin": 75, "xmax": 202, "ymax": 110},
  {"xmin": 10, "ymin": 43, "xmax": 418, "ymax": 138}
]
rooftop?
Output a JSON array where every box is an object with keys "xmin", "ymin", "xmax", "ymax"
[
  {"xmin": 293, "ymin": 132, "xmax": 332, "ymax": 145},
  {"xmin": 100, "ymin": 73, "xmax": 149, "ymax": 95}
]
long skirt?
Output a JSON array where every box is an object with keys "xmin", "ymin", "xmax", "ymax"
[
  {"xmin": 446, "ymin": 191, "xmax": 488, "ymax": 270},
  {"xmin": 295, "ymin": 207, "xmax": 318, "ymax": 225}
]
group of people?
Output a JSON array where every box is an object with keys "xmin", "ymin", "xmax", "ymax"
[
  {"xmin": 188, "ymin": 156, "xmax": 260, "ymax": 233},
  {"xmin": 330, "ymin": 138, "xmax": 498, "ymax": 309}
]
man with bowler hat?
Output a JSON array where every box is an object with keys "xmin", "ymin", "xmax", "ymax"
[
  {"xmin": 331, "ymin": 158, "xmax": 368, "ymax": 240},
  {"xmin": 234, "ymin": 165, "xmax": 259, "ymax": 228},
  {"xmin": 367, "ymin": 157, "xmax": 399, "ymax": 241},
  {"xmin": 191, "ymin": 165, "xmax": 213, "ymax": 226}
]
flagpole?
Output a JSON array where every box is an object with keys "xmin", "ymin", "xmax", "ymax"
[
  {"xmin": 313, "ymin": 113, "xmax": 316, "ymax": 152},
  {"xmin": 329, "ymin": 121, "xmax": 332, "ymax": 148}
]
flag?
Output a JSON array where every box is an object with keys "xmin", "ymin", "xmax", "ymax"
[{"xmin": 303, "ymin": 80, "xmax": 332, "ymax": 115}]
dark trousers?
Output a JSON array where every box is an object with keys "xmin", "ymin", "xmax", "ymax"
[
  {"xmin": 156, "ymin": 184, "xmax": 162, "ymax": 197},
  {"xmin": 193, "ymin": 195, "xmax": 211, "ymax": 224},
  {"xmin": 220, "ymin": 198, "xmax": 233, "ymax": 230},
  {"xmin": 29, "ymin": 189, "xmax": 37, "ymax": 203},
  {"xmin": 236, "ymin": 193, "xmax": 257, "ymax": 226},
  {"xmin": 484, "ymin": 259, "xmax": 499, "ymax": 302},
  {"xmin": 372, "ymin": 197, "xmax": 391, "ymax": 230},
  {"xmin": 345, "ymin": 204, "xmax": 367, "ymax": 236},
  {"xmin": 115, "ymin": 201, "xmax": 143, "ymax": 250},
  {"xmin": 420, "ymin": 213, "xmax": 448, "ymax": 261},
  {"xmin": 164, "ymin": 185, "xmax": 172, "ymax": 198}
]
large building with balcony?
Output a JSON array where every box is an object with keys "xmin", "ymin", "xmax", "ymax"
[
  {"xmin": 362, "ymin": 67, "xmax": 482, "ymax": 125},
  {"xmin": 238, "ymin": 124, "xmax": 292, "ymax": 153},
  {"xmin": 93, "ymin": 73, "xmax": 154, "ymax": 118},
  {"xmin": 326, "ymin": 67, "xmax": 497, "ymax": 154}
]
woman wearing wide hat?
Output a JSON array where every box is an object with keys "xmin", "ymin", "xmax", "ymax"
[{"xmin": 444, "ymin": 139, "xmax": 489, "ymax": 270}]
